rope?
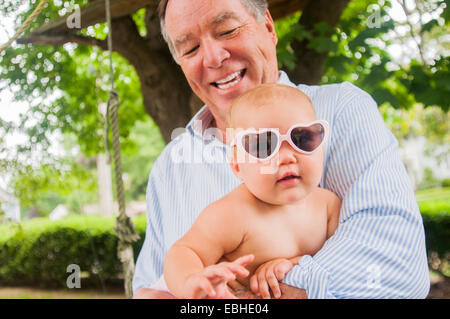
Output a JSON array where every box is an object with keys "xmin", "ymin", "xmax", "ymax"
[
  {"xmin": 0, "ymin": 0, "xmax": 49, "ymax": 54},
  {"xmin": 104, "ymin": 0, "xmax": 139, "ymax": 299}
]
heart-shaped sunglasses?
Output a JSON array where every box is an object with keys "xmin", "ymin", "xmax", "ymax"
[{"xmin": 230, "ymin": 120, "xmax": 329, "ymax": 161}]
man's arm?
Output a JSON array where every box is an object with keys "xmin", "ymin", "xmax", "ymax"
[
  {"xmin": 233, "ymin": 284, "xmax": 307, "ymax": 299},
  {"xmin": 132, "ymin": 156, "xmax": 167, "ymax": 297},
  {"xmin": 133, "ymin": 288, "xmax": 175, "ymax": 299},
  {"xmin": 281, "ymin": 82, "xmax": 430, "ymax": 298}
]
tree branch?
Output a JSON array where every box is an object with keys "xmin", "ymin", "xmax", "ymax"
[
  {"xmin": 17, "ymin": 33, "xmax": 108, "ymax": 50},
  {"xmin": 397, "ymin": 0, "xmax": 428, "ymax": 67}
]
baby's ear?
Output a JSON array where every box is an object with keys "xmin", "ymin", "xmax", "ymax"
[{"xmin": 229, "ymin": 147, "xmax": 241, "ymax": 177}]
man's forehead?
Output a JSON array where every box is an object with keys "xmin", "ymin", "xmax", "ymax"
[{"xmin": 171, "ymin": 10, "xmax": 243, "ymax": 43}]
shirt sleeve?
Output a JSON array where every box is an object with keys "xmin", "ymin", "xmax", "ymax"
[
  {"xmin": 132, "ymin": 155, "xmax": 166, "ymax": 295},
  {"xmin": 282, "ymin": 82, "xmax": 430, "ymax": 298}
]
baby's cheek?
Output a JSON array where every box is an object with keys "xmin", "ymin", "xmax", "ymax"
[{"xmin": 301, "ymin": 158, "xmax": 323, "ymax": 185}]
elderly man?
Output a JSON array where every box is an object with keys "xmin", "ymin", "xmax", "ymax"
[{"xmin": 132, "ymin": 0, "xmax": 430, "ymax": 299}]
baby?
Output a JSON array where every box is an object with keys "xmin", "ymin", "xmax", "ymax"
[{"xmin": 163, "ymin": 83, "xmax": 341, "ymax": 299}]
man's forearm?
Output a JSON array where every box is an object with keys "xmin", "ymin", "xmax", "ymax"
[
  {"xmin": 133, "ymin": 284, "xmax": 307, "ymax": 299},
  {"xmin": 279, "ymin": 283, "xmax": 307, "ymax": 299},
  {"xmin": 233, "ymin": 284, "xmax": 307, "ymax": 299},
  {"xmin": 133, "ymin": 288, "xmax": 175, "ymax": 299}
]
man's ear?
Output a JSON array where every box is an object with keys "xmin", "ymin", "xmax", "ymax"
[{"xmin": 264, "ymin": 9, "xmax": 277, "ymax": 46}]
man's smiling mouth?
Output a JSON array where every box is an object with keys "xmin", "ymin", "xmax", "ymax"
[{"xmin": 211, "ymin": 69, "xmax": 246, "ymax": 90}]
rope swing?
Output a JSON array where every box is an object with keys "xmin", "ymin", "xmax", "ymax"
[
  {"xmin": 104, "ymin": 0, "xmax": 140, "ymax": 299},
  {"xmin": 0, "ymin": 0, "xmax": 49, "ymax": 54}
]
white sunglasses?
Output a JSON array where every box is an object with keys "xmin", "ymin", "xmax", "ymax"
[{"xmin": 230, "ymin": 120, "xmax": 329, "ymax": 161}]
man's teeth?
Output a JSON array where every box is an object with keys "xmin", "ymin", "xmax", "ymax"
[
  {"xmin": 216, "ymin": 71, "xmax": 241, "ymax": 84},
  {"xmin": 215, "ymin": 71, "xmax": 242, "ymax": 89}
]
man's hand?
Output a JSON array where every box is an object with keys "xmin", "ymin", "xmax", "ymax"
[{"xmin": 249, "ymin": 258, "xmax": 294, "ymax": 299}]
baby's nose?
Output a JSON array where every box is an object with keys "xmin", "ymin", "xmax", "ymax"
[{"xmin": 277, "ymin": 141, "xmax": 297, "ymax": 165}]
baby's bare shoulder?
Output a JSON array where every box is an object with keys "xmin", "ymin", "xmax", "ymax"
[
  {"xmin": 311, "ymin": 188, "xmax": 341, "ymax": 222},
  {"xmin": 311, "ymin": 187, "xmax": 340, "ymax": 202},
  {"xmin": 309, "ymin": 187, "xmax": 341, "ymax": 215},
  {"xmin": 201, "ymin": 184, "xmax": 255, "ymax": 221}
]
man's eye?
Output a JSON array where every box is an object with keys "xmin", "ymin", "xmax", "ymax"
[
  {"xmin": 184, "ymin": 45, "xmax": 199, "ymax": 56},
  {"xmin": 220, "ymin": 28, "xmax": 237, "ymax": 36}
]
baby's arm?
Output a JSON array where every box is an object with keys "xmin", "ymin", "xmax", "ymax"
[
  {"xmin": 326, "ymin": 191, "xmax": 342, "ymax": 238},
  {"xmin": 164, "ymin": 202, "xmax": 250, "ymax": 298}
]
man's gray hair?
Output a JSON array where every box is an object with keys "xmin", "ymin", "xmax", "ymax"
[{"xmin": 157, "ymin": 0, "xmax": 269, "ymax": 63}]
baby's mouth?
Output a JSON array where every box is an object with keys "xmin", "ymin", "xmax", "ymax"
[
  {"xmin": 277, "ymin": 175, "xmax": 301, "ymax": 183},
  {"xmin": 211, "ymin": 69, "xmax": 246, "ymax": 90}
]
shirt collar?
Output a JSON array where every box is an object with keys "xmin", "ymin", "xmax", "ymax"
[{"xmin": 186, "ymin": 70, "xmax": 294, "ymax": 139}]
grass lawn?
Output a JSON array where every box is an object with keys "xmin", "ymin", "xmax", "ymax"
[
  {"xmin": 416, "ymin": 187, "xmax": 450, "ymax": 203},
  {"xmin": 0, "ymin": 286, "xmax": 126, "ymax": 299}
]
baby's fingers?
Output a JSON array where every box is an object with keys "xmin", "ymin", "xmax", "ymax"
[
  {"xmin": 234, "ymin": 254, "xmax": 255, "ymax": 267},
  {"xmin": 266, "ymin": 271, "xmax": 281, "ymax": 299},
  {"xmin": 224, "ymin": 261, "xmax": 251, "ymax": 278},
  {"xmin": 193, "ymin": 277, "xmax": 216, "ymax": 298},
  {"xmin": 257, "ymin": 272, "xmax": 271, "ymax": 299},
  {"xmin": 204, "ymin": 266, "xmax": 236, "ymax": 283},
  {"xmin": 249, "ymin": 274, "xmax": 260, "ymax": 296}
]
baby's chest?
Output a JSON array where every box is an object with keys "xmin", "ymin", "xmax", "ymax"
[{"xmin": 228, "ymin": 210, "xmax": 328, "ymax": 268}]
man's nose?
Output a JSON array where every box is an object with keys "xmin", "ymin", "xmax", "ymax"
[
  {"xmin": 277, "ymin": 141, "xmax": 297, "ymax": 165},
  {"xmin": 202, "ymin": 38, "xmax": 230, "ymax": 68}
]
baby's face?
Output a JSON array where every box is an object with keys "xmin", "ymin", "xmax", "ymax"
[{"xmin": 230, "ymin": 93, "xmax": 325, "ymax": 205}]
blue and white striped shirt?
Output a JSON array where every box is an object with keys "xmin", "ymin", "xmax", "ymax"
[{"xmin": 132, "ymin": 71, "xmax": 430, "ymax": 298}]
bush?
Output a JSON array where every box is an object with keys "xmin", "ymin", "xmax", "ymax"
[
  {"xmin": 419, "ymin": 201, "xmax": 450, "ymax": 259},
  {"xmin": 442, "ymin": 178, "xmax": 450, "ymax": 188},
  {"xmin": 0, "ymin": 215, "xmax": 146, "ymax": 288}
]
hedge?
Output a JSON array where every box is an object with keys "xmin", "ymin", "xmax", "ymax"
[
  {"xmin": 419, "ymin": 201, "xmax": 450, "ymax": 259},
  {"xmin": 0, "ymin": 203, "xmax": 448, "ymax": 288},
  {"xmin": 0, "ymin": 215, "xmax": 146, "ymax": 288}
]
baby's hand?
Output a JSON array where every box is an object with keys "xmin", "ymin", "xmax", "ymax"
[
  {"xmin": 184, "ymin": 254, "xmax": 254, "ymax": 299},
  {"xmin": 249, "ymin": 258, "xmax": 294, "ymax": 299}
]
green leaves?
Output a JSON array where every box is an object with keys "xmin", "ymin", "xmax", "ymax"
[{"xmin": 398, "ymin": 58, "xmax": 450, "ymax": 112}]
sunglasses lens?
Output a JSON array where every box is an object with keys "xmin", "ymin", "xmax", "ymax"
[
  {"xmin": 290, "ymin": 123, "xmax": 325, "ymax": 152},
  {"xmin": 242, "ymin": 131, "xmax": 278, "ymax": 159}
]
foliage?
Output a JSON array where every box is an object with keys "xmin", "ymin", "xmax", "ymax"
[
  {"xmin": 0, "ymin": 1, "xmax": 148, "ymax": 156},
  {"xmin": 4, "ymin": 116, "xmax": 163, "ymax": 217},
  {"xmin": 443, "ymin": 178, "xmax": 450, "ymax": 187},
  {"xmin": 417, "ymin": 167, "xmax": 443, "ymax": 190},
  {"xmin": 417, "ymin": 187, "xmax": 450, "ymax": 276},
  {"xmin": 11, "ymin": 161, "xmax": 97, "ymax": 216},
  {"xmin": 0, "ymin": 1, "xmax": 166, "ymax": 216},
  {"xmin": 0, "ymin": 214, "xmax": 146, "ymax": 288},
  {"xmin": 121, "ymin": 119, "xmax": 165, "ymax": 202},
  {"xmin": 275, "ymin": 0, "xmax": 449, "ymax": 112}
]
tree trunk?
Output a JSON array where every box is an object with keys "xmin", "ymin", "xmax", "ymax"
[
  {"xmin": 108, "ymin": 14, "xmax": 195, "ymax": 144},
  {"xmin": 288, "ymin": 0, "xmax": 350, "ymax": 85}
]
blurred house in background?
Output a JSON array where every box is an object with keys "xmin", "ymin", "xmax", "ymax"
[{"xmin": 0, "ymin": 186, "xmax": 20, "ymax": 222}]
